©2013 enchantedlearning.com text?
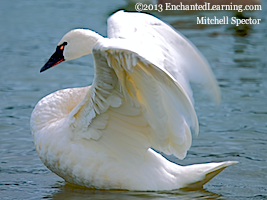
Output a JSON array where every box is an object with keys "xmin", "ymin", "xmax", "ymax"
[{"xmin": 135, "ymin": 2, "xmax": 262, "ymax": 26}]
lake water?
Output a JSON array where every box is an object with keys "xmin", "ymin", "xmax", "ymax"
[{"xmin": 0, "ymin": 0, "xmax": 266, "ymax": 199}]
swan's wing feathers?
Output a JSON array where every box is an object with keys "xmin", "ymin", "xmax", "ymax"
[
  {"xmin": 87, "ymin": 39, "xmax": 198, "ymax": 159},
  {"xmin": 68, "ymin": 30, "xmax": 202, "ymax": 159},
  {"xmin": 68, "ymin": 51, "xmax": 120, "ymax": 141},
  {"xmin": 108, "ymin": 11, "xmax": 221, "ymax": 105}
]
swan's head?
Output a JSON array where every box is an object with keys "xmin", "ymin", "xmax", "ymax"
[{"xmin": 40, "ymin": 29, "xmax": 103, "ymax": 72}]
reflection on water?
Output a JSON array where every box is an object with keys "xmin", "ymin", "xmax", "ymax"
[
  {"xmin": 1, "ymin": 0, "xmax": 267, "ymax": 199},
  {"xmin": 46, "ymin": 182, "xmax": 223, "ymax": 200},
  {"xmin": 228, "ymin": 12, "xmax": 252, "ymax": 37}
]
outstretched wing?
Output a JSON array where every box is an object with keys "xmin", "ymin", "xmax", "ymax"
[
  {"xmin": 69, "ymin": 38, "xmax": 198, "ymax": 160},
  {"xmin": 68, "ymin": 11, "xmax": 221, "ymax": 160},
  {"xmin": 107, "ymin": 11, "xmax": 221, "ymax": 105}
]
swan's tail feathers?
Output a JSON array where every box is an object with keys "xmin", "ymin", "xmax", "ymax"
[{"xmin": 181, "ymin": 161, "xmax": 238, "ymax": 189}]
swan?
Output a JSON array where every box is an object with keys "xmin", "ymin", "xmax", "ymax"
[{"xmin": 31, "ymin": 11, "xmax": 237, "ymax": 191}]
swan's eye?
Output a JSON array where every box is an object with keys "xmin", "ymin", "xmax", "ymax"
[{"xmin": 59, "ymin": 42, "xmax": 68, "ymax": 51}]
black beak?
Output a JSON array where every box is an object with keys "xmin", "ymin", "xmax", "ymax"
[{"xmin": 40, "ymin": 44, "xmax": 65, "ymax": 73}]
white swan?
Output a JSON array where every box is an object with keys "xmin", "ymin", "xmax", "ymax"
[{"xmin": 31, "ymin": 11, "xmax": 237, "ymax": 191}]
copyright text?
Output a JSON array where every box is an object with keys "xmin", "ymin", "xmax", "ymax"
[{"xmin": 135, "ymin": 2, "xmax": 262, "ymax": 12}]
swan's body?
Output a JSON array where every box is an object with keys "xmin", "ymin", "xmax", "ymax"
[{"xmin": 31, "ymin": 11, "xmax": 236, "ymax": 191}]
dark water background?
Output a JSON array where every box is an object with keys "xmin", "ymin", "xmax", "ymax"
[{"xmin": 0, "ymin": 0, "xmax": 266, "ymax": 199}]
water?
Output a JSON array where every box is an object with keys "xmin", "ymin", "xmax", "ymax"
[{"xmin": 0, "ymin": 0, "xmax": 266, "ymax": 199}]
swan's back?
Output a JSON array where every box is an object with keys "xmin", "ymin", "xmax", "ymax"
[{"xmin": 31, "ymin": 87, "xmax": 89, "ymax": 135}]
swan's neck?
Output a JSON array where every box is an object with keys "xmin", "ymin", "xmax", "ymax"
[{"xmin": 60, "ymin": 29, "xmax": 104, "ymax": 61}]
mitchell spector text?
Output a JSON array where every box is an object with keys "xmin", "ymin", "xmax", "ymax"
[{"xmin": 197, "ymin": 16, "xmax": 261, "ymax": 26}]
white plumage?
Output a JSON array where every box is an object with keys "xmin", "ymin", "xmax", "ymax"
[{"xmin": 31, "ymin": 11, "xmax": 236, "ymax": 191}]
